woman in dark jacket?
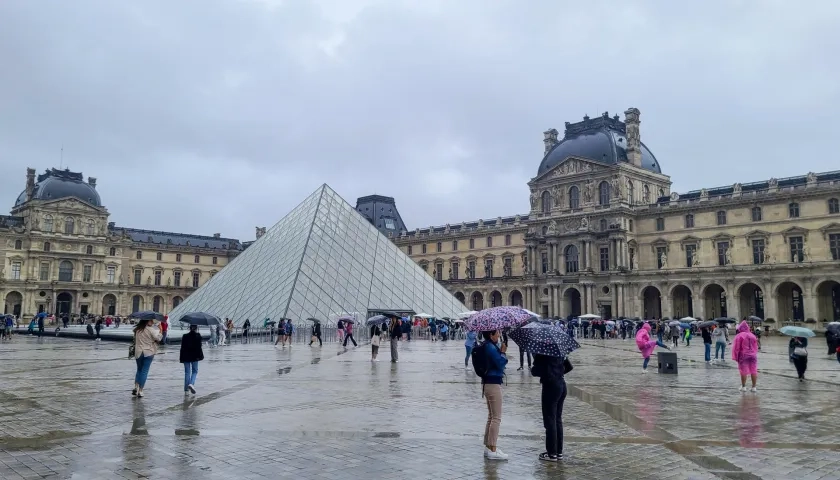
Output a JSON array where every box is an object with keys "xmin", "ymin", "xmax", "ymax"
[
  {"xmin": 180, "ymin": 325, "xmax": 204, "ymax": 395},
  {"xmin": 532, "ymin": 354, "xmax": 570, "ymax": 462},
  {"xmin": 789, "ymin": 336, "xmax": 808, "ymax": 381}
]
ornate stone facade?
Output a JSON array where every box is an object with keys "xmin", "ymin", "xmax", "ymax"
[
  {"xmin": 1, "ymin": 168, "xmax": 241, "ymax": 319},
  {"xmin": 393, "ymin": 109, "xmax": 840, "ymax": 329}
]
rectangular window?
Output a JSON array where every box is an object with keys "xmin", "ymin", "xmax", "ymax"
[
  {"xmin": 192, "ymin": 272, "xmax": 200, "ymax": 287},
  {"xmin": 789, "ymin": 236, "xmax": 804, "ymax": 263},
  {"xmin": 174, "ymin": 271, "xmax": 181, "ymax": 287},
  {"xmin": 154, "ymin": 270, "xmax": 162, "ymax": 286},
  {"xmin": 503, "ymin": 258, "xmax": 512, "ymax": 277},
  {"xmin": 421, "ymin": 244, "xmax": 427, "ymax": 254},
  {"xmin": 421, "ymin": 263, "xmax": 428, "ymax": 272},
  {"xmin": 628, "ymin": 219, "xmax": 634, "ymax": 232},
  {"xmin": 83, "ymin": 265, "xmax": 92, "ymax": 282},
  {"xmin": 485, "ymin": 259, "xmax": 493, "ymax": 278},
  {"xmin": 451, "ymin": 262, "xmax": 459, "ymax": 280},
  {"xmin": 717, "ymin": 241, "xmax": 730, "ymax": 266},
  {"xmin": 656, "ymin": 218, "xmax": 665, "ymax": 231},
  {"xmin": 752, "ymin": 239, "xmax": 765, "ymax": 265},
  {"xmin": 751, "ymin": 207, "xmax": 762, "ymax": 222},
  {"xmin": 408, "ymin": 245, "xmax": 412, "ymax": 255},
  {"xmin": 40, "ymin": 262, "xmax": 50, "ymax": 281},
  {"xmin": 541, "ymin": 252, "xmax": 548, "ymax": 274},
  {"xmin": 194, "ymin": 255, "xmax": 200, "ymax": 263},
  {"xmin": 176, "ymin": 253, "xmax": 182, "ymax": 262},
  {"xmin": 212, "ymin": 256, "xmax": 218, "ymax": 265},
  {"xmin": 600, "ymin": 247, "xmax": 610, "ymax": 272},
  {"xmin": 469, "ymin": 239, "xmax": 475, "ymax": 249},
  {"xmin": 628, "ymin": 248, "xmax": 635, "ymax": 270},
  {"xmin": 11, "ymin": 262, "xmax": 21, "ymax": 280},
  {"xmin": 156, "ymin": 252, "xmax": 162, "ymax": 261},
  {"xmin": 107, "ymin": 266, "xmax": 115, "ymax": 284},
  {"xmin": 136, "ymin": 251, "xmax": 142, "ymax": 260},
  {"xmin": 487, "ymin": 236, "xmax": 493, "ymax": 248},
  {"xmin": 384, "ymin": 218, "xmax": 395, "ymax": 229},
  {"xmin": 830, "ymin": 234, "xmax": 840, "ymax": 260},
  {"xmin": 685, "ymin": 245, "xmax": 696, "ymax": 268},
  {"xmin": 684, "ymin": 215, "xmax": 694, "ymax": 228},
  {"xmin": 435, "ymin": 262, "xmax": 443, "ymax": 280},
  {"xmin": 716, "ymin": 211, "xmax": 727, "ymax": 225},
  {"xmin": 656, "ymin": 247, "xmax": 667, "ymax": 269},
  {"xmin": 452, "ymin": 240, "xmax": 458, "ymax": 251},
  {"xmin": 134, "ymin": 269, "xmax": 142, "ymax": 285},
  {"xmin": 436, "ymin": 242, "xmax": 442, "ymax": 253},
  {"xmin": 468, "ymin": 261, "xmax": 476, "ymax": 279}
]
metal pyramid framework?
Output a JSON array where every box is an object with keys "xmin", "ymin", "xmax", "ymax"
[{"xmin": 168, "ymin": 184, "xmax": 467, "ymax": 326}]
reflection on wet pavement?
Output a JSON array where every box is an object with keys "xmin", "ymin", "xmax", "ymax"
[{"xmin": 0, "ymin": 335, "xmax": 838, "ymax": 479}]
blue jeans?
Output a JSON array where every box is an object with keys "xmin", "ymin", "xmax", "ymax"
[
  {"xmin": 704, "ymin": 343, "xmax": 711, "ymax": 361},
  {"xmin": 715, "ymin": 342, "xmax": 726, "ymax": 359},
  {"xmin": 465, "ymin": 346, "xmax": 473, "ymax": 366},
  {"xmin": 184, "ymin": 361, "xmax": 198, "ymax": 390},
  {"xmin": 134, "ymin": 354, "xmax": 154, "ymax": 389},
  {"xmin": 643, "ymin": 340, "xmax": 669, "ymax": 369}
]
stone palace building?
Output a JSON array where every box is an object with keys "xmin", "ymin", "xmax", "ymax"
[
  {"xmin": 1, "ymin": 168, "xmax": 242, "ymax": 319},
  {"xmin": 391, "ymin": 109, "xmax": 840, "ymax": 327}
]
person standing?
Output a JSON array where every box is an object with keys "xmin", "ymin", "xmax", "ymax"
[
  {"xmin": 754, "ymin": 327, "xmax": 762, "ymax": 351},
  {"xmin": 789, "ymin": 336, "xmax": 808, "ymax": 381},
  {"xmin": 732, "ymin": 321, "xmax": 759, "ymax": 392},
  {"xmin": 429, "ymin": 320, "xmax": 437, "ymax": 342},
  {"xmin": 309, "ymin": 321, "xmax": 322, "ymax": 346},
  {"xmin": 671, "ymin": 325, "xmax": 680, "ymax": 349},
  {"xmin": 389, "ymin": 318, "xmax": 401, "ymax": 363},
  {"xmin": 242, "ymin": 319, "xmax": 251, "ymax": 343},
  {"xmin": 94, "ymin": 318, "xmax": 103, "ymax": 341},
  {"xmin": 37, "ymin": 315, "xmax": 44, "ymax": 337},
  {"xmin": 712, "ymin": 324, "xmax": 729, "ymax": 363},
  {"xmin": 209, "ymin": 322, "xmax": 217, "ymax": 347},
  {"xmin": 336, "ymin": 320, "xmax": 345, "ymax": 344},
  {"xmin": 283, "ymin": 319, "xmax": 294, "ymax": 346},
  {"xmin": 179, "ymin": 324, "xmax": 204, "ymax": 395},
  {"xmin": 370, "ymin": 325, "xmax": 381, "ymax": 361},
  {"xmin": 701, "ymin": 327, "xmax": 712, "ymax": 363},
  {"xmin": 480, "ymin": 330, "xmax": 508, "ymax": 460},
  {"xmin": 159, "ymin": 319, "xmax": 169, "ymax": 345},
  {"xmin": 440, "ymin": 322, "xmax": 449, "ymax": 342},
  {"xmin": 531, "ymin": 354, "xmax": 570, "ymax": 462},
  {"xmin": 636, "ymin": 323, "xmax": 670, "ymax": 373},
  {"xmin": 464, "ymin": 330, "xmax": 477, "ymax": 369},
  {"xmin": 132, "ymin": 320, "xmax": 162, "ymax": 398},
  {"xmin": 517, "ymin": 344, "xmax": 532, "ymax": 372},
  {"xmin": 343, "ymin": 320, "xmax": 357, "ymax": 347},
  {"xmin": 225, "ymin": 318, "xmax": 233, "ymax": 345}
]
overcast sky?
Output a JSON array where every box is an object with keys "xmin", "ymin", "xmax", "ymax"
[{"xmin": 2, "ymin": 0, "xmax": 839, "ymax": 241}]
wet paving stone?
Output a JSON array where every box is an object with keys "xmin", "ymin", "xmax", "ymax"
[{"xmin": 0, "ymin": 333, "xmax": 838, "ymax": 479}]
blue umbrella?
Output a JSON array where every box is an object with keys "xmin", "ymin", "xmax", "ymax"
[
  {"xmin": 679, "ymin": 322, "xmax": 691, "ymax": 329},
  {"xmin": 779, "ymin": 326, "xmax": 816, "ymax": 338},
  {"xmin": 508, "ymin": 323, "xmax": 580, "ymax": 358},
  {"xmin": 129, "ymin": 310, "xmax": 165, "ymax": 321},
  {"xmin": 179, "ymin": 312, "xmax": 221, "ymax": 326},
  {"xmin": 366, "ymin": 315, "xmax": 388, "ymax": 326},
  {"xmin": 35, "ymin": 312, "xmax": 48, "ymax": 318}
]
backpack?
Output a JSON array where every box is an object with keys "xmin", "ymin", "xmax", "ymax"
[{"xmin": 471, "ymin": 341, "xmax": 498, "ymax": 379}]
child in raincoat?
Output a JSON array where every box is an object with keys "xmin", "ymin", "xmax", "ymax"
[
  {"xmin": 731, "ymin": 321, "xmax": 759, "ymax": 392},
  {"xmin": 636, "ymin": 323, "xmax": 670, "ymax": 373}
]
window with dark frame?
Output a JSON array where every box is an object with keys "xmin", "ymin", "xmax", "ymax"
[
  {"xmin": 789, "ymin": 202, "xmax": 800, "ymax": 218},
  {"xmin": 568, "ymin": 186, "xmax": 580, "ymax": 209},
  {"xmin": 717, "ymin": 241, "xmax": 730, "ymax": 266},
  {"xmin": 656, "ymin": 217, "xmax": 664, "ymax": 231},
  {"xmin": 752, "ymin": 239, "xmax": 765, "ymax": 265},
  {"xmin": 684, "ymin": 214, "xmax": 694, "ymax": 228},
  {"xmin": 685, "ymin": 244, "xmax": 697, "ymax": 267},
  {"xmin": 599, "ymin": 247, "xmax": 609, "ymax": 271},
  {"xmin": 789, "ymin": 236, "xmax": 804, "ymax": 262},
  {"xmin": 751, "ymin": 206, "xmax": 762, "ymax": 222},
  {"xmin": 830, "ymin": 233, "xmax": 840, "ymax": 260},
  {"xmin": 716, "ymin": 210, "xmax": 727, "ymax": 225}
]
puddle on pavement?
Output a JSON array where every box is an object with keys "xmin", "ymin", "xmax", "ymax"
[
  {"xmin": 277, "ymin": 366, "xmax": 293, "ymax": 375},
  {"xmin": 174, "ymin": 428, "xmax": 200, "ymax": 436},
  {"xmin": 373, "ymin": 432, "xmax": 400, "ymax": 438},
  {"xmin": 0, "ymin": 430, "xmax": 88, "ymax": 450},
  {"xmin": 568, "ymin": 385, "xmax": 678, "ymax": 442}
]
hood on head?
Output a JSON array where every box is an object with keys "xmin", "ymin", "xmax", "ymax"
[
  {"xmin": 642, "ymin": 323, "xmax": 651, "ymax": 332},
  {"xmin": 737, "ymin": 321, "xmax": 750, "ymax": 333}
]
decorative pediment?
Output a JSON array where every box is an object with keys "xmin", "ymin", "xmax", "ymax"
[
  {"xmin": 500, "ymin": 251, "xmax": 516, "ymax": 258},
  {"xmin": 781, "ymin": 226, "xmax": 809, "ymax": 242},
  {"xmin": 745, "ymin": 229, "xmax": 771, "ymax": 240},
  {"xmin": 679, "ymin": 235, "xmax": 701, "ymax": 245},
  {"xmin": 482, "ymin": 252, "xmax": 496, "ymax": 259},
  {"xmin": 819, "ymin": 222, "xmax": 840, "ymax": 239},
  {"xmin": 650, "ymin": 238, "xmax": 670, "ymax": 253},
  {"xmin": 533, "ymin": 156, "xmax": 608, "ymax": 183},
  {"xmin": 464, "ymin": 254, "xmax": 478, "ymax": 261},
  {"xmin": 710, "ymin": 232, "xmax": 734, "ymax": 242},
  {"xmin": 41, "ymin": 197, "xmax": 101, "ymax": 213}
]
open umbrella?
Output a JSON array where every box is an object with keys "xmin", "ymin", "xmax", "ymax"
[
  {"xmin": 827, "ymin": 322, "xmax": 840, "ymax": 333},
  {"xmin": 523, "ymin": 309, "xmax": 541, "ymax": 318},
  {"xmin": 366, "ymin": 315, "xmax": 388, "ymax": 326},
  {"xmin": 668, "ymin": 320, "xmax": 680, "ymax": 327},
  {"xmin": 715, "ymin": 318, "xmax": 736, "ymax": 324},
  {"xmin": 179, "ymin": 312, "xmax": 222, "ymax": 326},
  {"xmin": 779, "ymin": 326, "xmax": 816, "ymax": 338},
  {"xmin": 35, "ymin": 312, "xmax": 48, "ymax": 318},
  {"xmin": 605, "ymin": 320, "xmax": 616, "ymax": 325},
  {"xmin": 698, "ymin": 320, "xmax": 717, "ymax": 329},
  {"xmin": 508, "ymin": 323, "xmax": 581, "ymax": 358},
  {"xmin": 457, "ymin": 311, "xmax": 478, "ymax": 318},
  {"xmin": 679, "ymin": 322, "xmax": 691, "ymax": 329},
  {"xmin": 748, "ymin": 316, "xmax": 762, "ymax": 323},
  {"xmin": 454, "ymin": 319, "xmax": 465, "ymax": 324},
  {"xmin": 680, "ymin": 317, "xmax": 697, "ymax": 322},
  {"xmin": 415, "ymin": 313, "xmax": 433, "ymax": 318},
  {"xmin": 464, "ymin": 306, "xmax": 536, "ymax": 332},
  {"xmin": 337, "ymin": 315, "xmax": 356, "ymax": 322},
  {"xmin": 435, "ymin": 318, "xmax": 452, "ymax": 325},
  {"xmin": 129, "ymin": 310, "xmax": 165, "ymax": 321},
  {"xmin": 578, "ymin": 313, "xmax": 601, "ymax": 320},
  {"xmin": 306, "ymin": 317, "xmax": 322, "ymax": 323}
]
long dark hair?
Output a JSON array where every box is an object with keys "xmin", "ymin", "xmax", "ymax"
[{"xmin": 133, "ymin": 319, "xmax": 150, "ymax": 333}]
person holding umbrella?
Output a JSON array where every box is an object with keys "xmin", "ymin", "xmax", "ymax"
[
  {"xmin": 131, "ymin": 319, "xmax": 162, "ymax": 398},
  {"xmin": 732, "ymin": 321, "xmax": 759, "ymax": 392},
  {"xmin": 180, "ymin": 324, "xmax": 204, "ymax": 395},
  {"xmin": 309, "ymin": 319, "xmax": 322, "ymax": 346},
  {"xmin": 780, "ymin": 326, "xmax": 815, "ymax": 382},
  {"xmin": 343, "ymin": 319, "xmax": 357, "ymax": 348},
  {"xmin": 389, "ymin": 316, "xmax": 401, "ymax": 363}
]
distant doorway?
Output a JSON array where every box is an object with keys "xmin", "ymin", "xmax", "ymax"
[{"xmin": 56, "ymin": 292, "xmax": 73, "ymax": 315}]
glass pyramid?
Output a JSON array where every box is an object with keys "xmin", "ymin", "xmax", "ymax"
[{"xmin": 168, "ymin": 184, "xmax": 467, "ymax": 326}]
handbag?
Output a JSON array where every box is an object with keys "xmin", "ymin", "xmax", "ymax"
[{"xmin": 793, "ymin": 346, "xmax": 807, "ymax": 357}]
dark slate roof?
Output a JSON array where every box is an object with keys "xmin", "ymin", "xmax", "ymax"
[
  {"xmin": 538, "ymin": 112, "xmax": 661, "ymax": 176},
  {"xmin": 15, "ymin": 168, "xmax": 102, "ymax": 207},
  {"xmin": 400, "ymin": 214, "xmax": 528, "ymax": 238},
  {"xmin": 108, "ymin": 224, "xmax": 242, "ymax": 250},
  {"xmin": 355, "ymin": 195, "xmax": 408, "ymax": 236},
  {"xmin": 660, "ymin": 170, "xmax": 840, "ymax": 204},
  {"xmin": 0, "ymin": 215, "xmax": 24, "ymax": 229}
]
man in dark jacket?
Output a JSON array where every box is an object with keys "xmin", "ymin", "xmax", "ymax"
[
  {"xmin": 180, "ymin": 325, "xmax": 204, "ymax": 395},
  {"xmin": 701, "ymin": 327, "xmax": 712, "ymax": 363},
  {"xmin": 531, "ymin": 354, "xmax": 569, "ymax": 462}
]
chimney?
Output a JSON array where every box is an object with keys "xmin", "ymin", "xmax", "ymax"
[
  {"xmin": 25, "ymin": 168, "xmax": 36, "ymax": 202},
  {"xmin": 542, "ymin": 128, "xmax": 559, "ymax": 155},
  {"xmin": 213, "ymin": 233, "xmax": 221, "ymax": 238},
  {"xmin": 88, "ymin": 177, "xmax": 97, "ymax": 189},
  {"xmin": 623, "ymin": 108, "xmax": 642, "ymax": 167}
]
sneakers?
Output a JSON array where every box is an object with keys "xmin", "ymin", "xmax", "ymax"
[
  {"xmin": 539, "ymin": 452, "xmax": 558, "ymax": 462},
  {"xmin": 750, "ymin": 387, "xmax": 757, "ymax": 393},
  {"xmin": 132, "ymin": 383, "xmax": 138, "ymax": 396},
  {"xmin": 642, "ymin": 368, "xmax": 647, "ymax": 374},
  {"xmin": 137, "ymin": 389, "xmax": 144, "ymax": 398},
  {"xmin": 484, "ymin": 448, "xmax": 508, "ymax": 461},
  {"xmin": 516, "ymin": 366, "xmax": 523, "ymax": 371},
  {"xmin": 188, "ymin": 384, "xmax": 196, "ymax": 394},
  {"xmin": 739, "ymin": 386, "xmax": 746, "ymax": 392}
]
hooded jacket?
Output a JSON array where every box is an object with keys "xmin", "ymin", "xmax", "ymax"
[
  {"xmin": 635, "ymin": 323, "xmax": 658, "ymax": 359},
  {"xmin": 731, "ymin": 321, "xmax": 758, "ymax": 363}
]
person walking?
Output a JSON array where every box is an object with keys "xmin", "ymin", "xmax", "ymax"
[
  {"xmin": 671, "ymin": 325, "xmax": 680, "ymax": 349},
  {"xmin": 701, "ymin": 326, "xmax": 712, "ymax": 363},
  {"xmin": 3, "ymin": 315, "xmax": 13, "ymax": 341},
  {"xmin": 684, "ymin": 327, "xmax": 692, "ymax": 347},
  {"xmin": 37, "ymin": 315, "xmax": 44, "ymax": 337},
  {"xmin": 636, "ymin": 323, "xmax": 670, "ymax": 373},
  {"xmin": 132, "ymin": 320, "xmax": 162, "ymax": 398},
  {"xmin": 464, "ymin": 330, "xmax": 477, "ymax": 369},
  {"xmin": 732, "ymin": 321, "xmax": 759, "ymax": 392},
  {"xmin": 712, "ymin": 325, "xmax": 729, "ymax": 363},
  {"xmin": 284, "ymin": 319, "xmax": 294, "ymax": 346},
  {"xmin": 531, "ymin": 353, "xmax": 571, "ymax": 462},
  {"xmin": 179, "ymin": 324, "xmax": 204, "ymax": 395},
  {"xmin": 440, "ymin": 322, "xmax": 449, "ymax": 342},
  {"xmin": 343, "ymin": 320, "xmax": 358, "ymax": 347},
  {"xmin": 480, "ymin": 329, "xmax": 508, "ymax": 460},
  {"xmin": 309, "ymin": 321, "xmax": 322, "ymax": 346},
  {"xmin": 754, "ymin": 327, "xmax": 762, "ymax": 351},
  {"xmin": 429, "ymin": 320, "xmax": 437, "ymax": 342},
  {"xmin": 336, "ymin": 319, "xmax": 345, "ymax": 344},
  {"xmin": 242, "ymin": 319, "xmax": 251, "ymax": 343},
  {"xmin": 160, "ymin": 319, "xmax": 169, "ymax": 345},
  {"xmin": 370, "ymin": 325, "xmax": 381, "ymax": 361},
  {"xmin": 789, "ymin": 336, "xmax": 808, "ymax": 381},
  {"xmin": 94, "ymin": 318, "xmax": 103, "ymax": 341},
  {"xmin": 209, "ymin": 322, "xmax": 217, "ymax": 347},
  {"xmin": 389, "ymin": 317, "xmax": 401, "ymax": 363},
  {"xmin": 225, "ymin": 318, "xmax": 233, "ymax": 345}
]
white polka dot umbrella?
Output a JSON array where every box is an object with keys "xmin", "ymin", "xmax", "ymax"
[{"xmin": 509, "ymin": 322, "xmax": 581, "ymax": 358}]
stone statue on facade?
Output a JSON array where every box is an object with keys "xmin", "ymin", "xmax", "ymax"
[
  {"xmin": 611, "ymin": 175, "xmax": 622, "ymax": 199},
  {"xmin": 583, "ymin": 180, "xmax": 593, "ymax": 204},
  {"xmin": 147, "ymin": 276, "xmax": 152, "ymax": 285},
  {"xmin": 444, "ymin": 224, "xmax": 450, "ymax": 234},
  {"xmin": 522, "ymin": 254, "xmax": 528, "ymax": 273},
  {"xmin": 552, "ymin": 186, "xmax": 562, "ymax": 207},
  {"xmin": 527, "ymin": 226, "xmax": 537, "ymax": 236},
  {"xmin": 580, "ymin": 217, "xmax": 589, "ymax": 231},
  {"xmin": 725, "ymin": 248, "xmax": 732, "ymax": 265},
  {"xmin": 167, "ymin": 277, "xmax": 171, "ymax": 286},
  {"xmin": 630, "ymin": 252, "xmax": 636, "ymax": 270},
  {"xmin": 692, "ymin": 252, "xmax": 699, "ymax": 267},
  {"xmin": 448, "ymin": 268, "xmax": 452, "ymax": 280},
  {"xmin": 32, "ymin": 215, "xmax": 40, "ymax": 229},
  {"xmin": 732, "ymin": 183, "xmax": 742, "ymax": 195},
  {"xmin": 669, "ymin": 191, "xmax": 679, "ymax": 202},
  {"xmin": 547, "ymin": 220, "xmax": 558, "ymax": 235},
  {"xmin": 803, "ymin": 245, "xmax": 811, "ymax": 261},
  {"xmin": 465, "ymin": 266, "xmax": 471, "ymax": 278},
  {"xmin": 806, "ymin": 172, "xmax": 817, "ymax": 184},
  {"xmin": 659, "ymin": 251, "xmax": 667, "ymax": 269},
  {"xmin": 700, "ymin": 188, "xmax": 708, "ymax": 201},
  {"xmin": 514, "ymin": 214, "xmax": 521, "ymax": 224},
  {"xmin": 768, "ymin": 177, "xmax": 778, "ymax": 189},
  {"xmin": 530, "ymin": 191, "xmax": 539, "ymax": 209},
  {"xmin": 477, "ymin": 219, "xmax": 484, "ymax": 228}
]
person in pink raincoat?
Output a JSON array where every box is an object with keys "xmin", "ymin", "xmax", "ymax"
[
  {"xmin": 732, "ymin": 321, "xmax": 759, "ymax": 392},
  {"xmin": 636, "ymin": 323, "xmax": 670, "ymax": 373}
]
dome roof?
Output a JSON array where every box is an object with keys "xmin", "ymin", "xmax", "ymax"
[
  {"xmin": 537, "ymin": 113, "xmax": 661, "ymax": 176},
  {"xmin": 14, "ymin": 168, "xmax": 102, "ymax": 207}
]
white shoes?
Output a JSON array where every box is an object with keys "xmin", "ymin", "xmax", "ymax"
[
  {"xmin": 484, "ymin": 448, "xmax": 508, "ymax": 461},
  {"xmin": 750, "ymin": 387, "xmax": 757, "ymax": 393},
  {"xmin": 188, "ymin": 384, "xmax": 196, "ymax": 394},
  {"xmin": 642, "ymin": 368, "xmax": 648, "ymax": 374},
  {"xmin": 739, "ymin": 386, "xmax": 746, "ymax": 392}
]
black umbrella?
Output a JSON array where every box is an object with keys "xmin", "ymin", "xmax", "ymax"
[
  {"xmin": 698, "ymin": 320, "xmax": 717, "ymax": 329},
  {"xmin": 714, "ymin": 317, "xmax": 736, "ymax": 324},
  {"xmin": 508, "ymin": 323, "xmax": 581, "ymax": 358},
  {"xmin": 179, "ymin": 312, "xmax": 222, "ymax": 326},
  {"xmin": 366, "ymin": 315, "xmax": 388, "ymax": 326},
  {"xmin": 129, "ymin": 310, "xmax": 165, "ymax": 321},
  {"xmin": 306, "ymin": 317, "xmax": 321, "ymax": 323},
  {"xmin": 826, "ymin": 322, "xmax": 840, "ymax": 333}
]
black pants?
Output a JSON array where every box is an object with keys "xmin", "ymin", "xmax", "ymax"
[
  {"xmin": 519, "ymin": 349, "xmax": 532, "ymax": 368},
  {"xmin": 343, "ymin": 334, "xmax": 357, "ymax": 347},
  {"xmin": 793, "ymin": 356, "xmax": 808, "ymax": 378},
  {"xmin": 310, "ymin": 333, "xmax": 322, "ymax": 346},
  {"xmin": 541, "ymin": 379, "xmax": 567, "ymax": 456}
]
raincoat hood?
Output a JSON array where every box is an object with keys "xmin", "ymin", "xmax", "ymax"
[
  {"xmin": 737, "ymin": 321, "xmax": 750, "ymax": 334},
  {"xmin": 642, "ymin": 323, "xmax": 652, "ymax": 332}
]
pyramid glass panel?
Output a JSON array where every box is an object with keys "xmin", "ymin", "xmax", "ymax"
[{"xmin": 168, "ymin": 185, "xmax": 466, "ymax": 325}]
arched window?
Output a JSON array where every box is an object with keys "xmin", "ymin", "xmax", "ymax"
[
  {"xmin": 789, "ymin": 202, "xmax": 800, "ymax": 218},
  {"xmin": 643, "ymin": 185, "xmax": 650, "ymax": 203},
  {"xmin": 58, "ymin": 260, "xmax": 74, "ymax": 282},
  {"xmin": 540, "ymin": 191, "xmax": 551, "ymax": 213},
  {"xmin": 599, "ymin": 181, "xmax": 611, "ymax": 206},
  {"xmin": 599, "ymin": 219, "xmax": 607, "ymax": 231},
  {"xmin": 86, "ymin": 220, "xmax": 95, "ymax": 235},
  {"xmin": 628, "ymin": 181, "xmax": 635, "ymax": 204},
  {"xmin": 568, "ymin": 186, "xmax": 580, "ymax": 209},
  {"xmin": 43, "ymin": 215, "xmax": 53, "ymax": 232},
  {"xmin": 14, "ymin": 239, "xmax": 22, "ymax": 250},
  {"xmin": 565, "ymin": 245, "xmax": 579, "ymax": 273},
  {"xmin": 64, "ymin": 217, "xmax": 75, "ymax": 234},
  {"xmin": 86, "ymin": 245, "xmax": 93, "ymax": 255},
  {"xmin": 658, "ymin": 188, "xmax": 665, "ymax": 199},
  {"xmin": 43, "ymin": 241, "xmax": 51, "ymax": 252},
  {"xmin": 751, "ymin": 206, "xmax": 762, "ymax": 222},
  {"xmin": 829, "ymin": 198, "xmax": 840, "ymax": 214},
  {"xmin": 541, "ymin": 226, "xmax": 548, "ymax": 236}
]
